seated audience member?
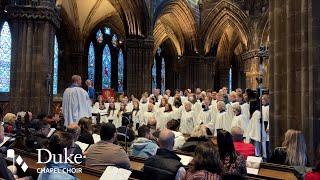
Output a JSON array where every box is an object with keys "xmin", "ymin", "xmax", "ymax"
[
  {"xmin": 166, "ymin": 119, "xmax": 185, "ymax": 150},
  {"xmin": 86, "ymin": 122, "xmax": 130, "ymax": 170},
  {"xmin": 147, "ymin": 116, "xmax": 160, "ymax": 138},
  {"xmin": 217, "ymin": 130, "xmax": 246, "ymax": 177},
  {"xmin": 269, "ymin": 129, "xmax": 308, "ymax": 166},
  {"xmin": 180, "ymin": 125, "xmax": 209, "ymax": 152},
  {"xmin": 143, "ymin": 129, "xmax": 186, "ymax": 180},
  {"xmin": 0, "ymin": 124, "xmax": 15, "ymax": 180},
  {"xmin": 66, "ymin": 123, "xmax": 83, "ymax": 159},
  {"xmin": 117, "ymin": 116, "xmax": 135, "ymax": 143},
  {"xmin": 77, "ymin": 117, "xmax": 94, "ymax": 145},
  {"xmin": 3, "ymin": 113, "xmax": 16, "ymax": 134},
  {"xmin": 231, "ymin": 127, "xmax": 255, "ymax": 160},
  {"xmin": 32, "ymin": 119, "xmax": 50, "ymax": 150},
  {"xmin": 38, "ymin": 132, "xmax": 77, "ymax": 180},
  {"xmin": 305, "ymin": 148, "xmax": 320, "ymax": 180},
  {"xmin": 131, "ymin": 125, "xmax": 159, "ymax": 158},
  {"xmin": 185, "ymin": 141, "xmax": 223, "ymax": 180}
]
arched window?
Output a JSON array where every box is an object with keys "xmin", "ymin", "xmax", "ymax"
[
  {"xmin": 102, "ymin": 44, "xmax": 111, "ymax": 89},
  {"xmin": 228, "ymin": 67, "xmax": 232, "ymax": 93},
  {"xmin": 151, "ymin": 58, "xmax": 156, "ymax": 90},
  {"xmin": 53, "ymin": 36, "xmax": 59, "ymax": 95},
  {"xmin": 161, "ymin": 58, "xmax": 165, "ymax": 93},
  {"xmin": 0, "ymin": 22, "xmax": 12, "ymax": 93},
  {"xmin": 96, "ymin": 29, "xmax": 103, "ymax": 44},
  {"xmin": 118, "ymin": 49, "xmax": 124, "ymax": 92},
  {"xmin": 112, "ymin": 34, "xmax": 118, "ymax": 47},
  {"xmin": 88, "ymin": 42, "xmax": 95, "ymax": 84}
]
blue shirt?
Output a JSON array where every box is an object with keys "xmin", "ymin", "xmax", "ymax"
[{"xmin": 88, "ymin": 87, "xmax": 95, "ymax": 100}]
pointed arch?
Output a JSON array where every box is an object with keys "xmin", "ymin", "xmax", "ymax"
[
  {"xmin": 0, "ymin": 21, "xmax": 12, "ymax": 93},
  {"xmin": 53, "ymin": 36, "xmax": 59, "ymax": 95},
  {"xmin": 202, "ymin": 0, "xmax": 249, "ymax": 54},
  {"xmin": 102, "ymin": 44, "xmax": 111, "ymax": 89},
  {"xmin": 88, "ymin": 42, "xmax": 95, "ymax": 84},
  {"xmin": 118, "ymin": 49, "xmax": 124, "ymax": 92}
]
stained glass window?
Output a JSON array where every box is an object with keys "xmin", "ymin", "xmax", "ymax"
[
  {"xmin": 118, "ymin": 50, "xmax": 124, "ymax": 92},
  {"xmin": 53, "ymin": 36, "xmax": 59, "ymax": 95},
  {"xmin": 151, "ymin": 58, "xmax": 156, "ymax": 90},
  {"xmin": 96, "ymin": 29, "xmax": 103, "ymax": 44},
  {"xmin": 102, "ymin": 44, "xmax": 111, "ymax": 89},
  {"xmin": 161, "ymin": 58, "xmax": 165, "ymax": 94},
  {"xmin": 112, "ymin": 34, "xmax": 118, "ymax": 47},
  {"xmin": 105, "ymin": 27, "xmax": 111, "ymax": 35},
  {"xmin": 0, "ymin": 22, "xmax": 11, "ymax": 93},
  {"xmin": 88, "ymin": 42, "xmax": 95, "ymax": 84},
  {"xmin": 228, "ymin": 67, "xmax": 232, "ymax": 93}
]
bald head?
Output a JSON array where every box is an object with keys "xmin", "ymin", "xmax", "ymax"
[
  {"xmin": 71, "ymin": 75, "xmax": 82, "ymax": 86},
  {"xmin": 159, "ymin": 129, "xmax": 175, "ymax": 151},
  {"xmin": 147, "ymin": 116, "xmax": 157, "ymax": 127},
  {"xmin": 231, "ymin": 126, "xmax": 244, "ymax": 142},
  {"xmin": 67, "ymin": 123, "xmax": 81, "ymax": 141}
]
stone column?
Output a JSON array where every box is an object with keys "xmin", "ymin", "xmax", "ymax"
[
  {"xmin": 7, "ymin": 0, "xmax": 59, "ymax": 115},
  {"xmin": 125, "ymin": 38, "xmax": 154, "ymax": 98},
  {"xmin": 269, "ymin": 0, "xmax": 320, "ymax": 162}
]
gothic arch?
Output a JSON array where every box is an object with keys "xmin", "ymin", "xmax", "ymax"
[
  {"xmin": 153, "ymin": 0, "xmax": 198, "ymax": 56},
  {"xmin": 202, "ymin": 0, "xmax": 250, "ymax": 54}
]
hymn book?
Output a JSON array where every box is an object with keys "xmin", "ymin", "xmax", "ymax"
[
  {"xmin": 92, "ymin": 134, "xmax": 101, "ymax": 143},
  {"xmin": 75, "ymin": 141, "xmax": 90, "ymax": 153},
  {"xmin": 0, "ymin": 136, "xmax": 10, "ymax": 147},
  {"xmin": 246, "ymin": 156, "xmax": 263, "ymax": 175},
  {"xmin": 46, "ymin": 128, "xmax": 56, "ymax": 138},
  {"xmin": 100, "ymin": 166, "xmax": 132, "ymax": 180},
  {"xmin": 177, "ymin": 154, "xmax": 193, "ymax": 166}
]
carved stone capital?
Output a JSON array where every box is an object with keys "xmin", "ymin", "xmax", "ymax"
[{"xmin": 6, "ymin": 5, "xmax": 60, "ymax": 28}]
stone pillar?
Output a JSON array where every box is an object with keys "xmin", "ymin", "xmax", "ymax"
[
  {"xmin": 125, "ymin": 38, "xmax": 154, "ymax": 98},
  {"xmin": 7, "ymin": 0, "xmax": 59, "ymax": 114},
  {"xmin": 269, "ymin": 0, "xmax": 320, "ymax": 162}
]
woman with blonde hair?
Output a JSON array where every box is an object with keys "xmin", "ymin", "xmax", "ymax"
[
  {"xmin": 270, "ymin": 129, "xmax": 307, "ymax": 166},
  {"xmin": 180, "ymin": 125, "xmax": 209, "ymax": 152},
  {"xmin": 3, "ymin": 113, "xmax": 16, "ymax": 134}
]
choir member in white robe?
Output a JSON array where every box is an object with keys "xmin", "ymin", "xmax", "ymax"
[
  {"xmin": 179, "ymin": 101, "xmax": 196, "ymax": 134},
  {"xmin": 122, "ymin": 96, "xmax": 133, "ymax": 112},
  {"xmin": 247, "ymin": 108, "xmax": 267, "ymax": 158},
  {"xmin": 229, "ymin": 91, "xmax": 239, "ymax": 108},
  {"xmin": 104, "ymin": 102, "xmax": 119, "ymax": 124},
  {"xmin": 215, "ymin": 101, "xmax": 232, "ymax": 135},
  {"xmin": 62, "ymin": 75, "xmax": 92, "ymax": 126},
  {"xmin": 236, "ymin": 94, "xmax": 250, "ymax": 123},
  {"xmin": 262, "ymin": 94, "xmax": 270, "ymax": 158},
  {"xmin": 167, "ymin": 119, "xmax": 186, "ymax": 150},
  {"xmin": 231, "ymin": 104, "xmax": 249, "ymax": 139},
  {"xmin": 92, "ymin": 99, "xmax": 109, "ymax": 124},
  {"xmin": 157, "ymin": 98, "xmax": 168, "ymax": 113},
  {"xmin": 165, "ymin": 89, "xmax": 174, "ymax": 105},
  {"xmin": 157, "ymin": 104, "xmax": 174, "ymax": 130},
  {"xmin": 114, "ymin": 103, "xmax": 127, "ymax": 128},
  {"xmin": 196, "ymin": 97, "xmax": 213, "ymax": 126},
  {"xmin": 141, "ymin": 103, "xmax": 155, "ymax": 126},
  {"xmin": 131, "ymin": 100, "xmax": 142, "ymax": 131}
]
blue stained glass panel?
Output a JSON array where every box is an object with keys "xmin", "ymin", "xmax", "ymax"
[
  {"xmin": 161, "ymin": 58, "xmax": 165, "ymax": 94},
  {"xmin": 112, "ymin": 34, "xmax": 118, "ymax": 47},
  {"xmin": 151, "ymin": 58, "xmax": 156, "ymax": 90},
  {"xmin": 118, "ymin": 50, "xmax": 124, "ymax": 92},
  {"xmin": 88, "ymin": 42, "xmax": 95, "ymax": 84},
  {"xmin": 229, "ymin": 68, "xmax": 232, "ymax": 93},
  {"xmin": 96, "ymin": 29, "xmax": 103, "ymax": 43},
  {"xmin": 53, "ymin": 36, "xmax": 59, "ymax": 95},
  {"xmin": 105, "ymin": 27, "xmax": 111, "ymax": 35},
  {"xmin": 0, "ymin": 22, "xmax": 11, "ymax": 92},
  {"xmin": 102, "ymin": 45, "xmax": 111, "ymax": 89}
]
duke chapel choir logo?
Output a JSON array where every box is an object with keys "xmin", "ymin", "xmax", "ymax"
[{"xmin": 7, "ymin": 148, "xmax": 84, "ymax": 174}]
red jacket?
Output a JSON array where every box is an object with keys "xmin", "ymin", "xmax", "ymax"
[
  {"xmin": 305, "ymin": 171, "xmax": 320, "ymax": 180},
  {"xmin": 233, "ymin": 141, "xmax": 255, "ymax": 160}
]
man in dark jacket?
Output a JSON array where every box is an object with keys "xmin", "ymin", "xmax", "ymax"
[
  {"xmin": 143, "ymin": 129, "xmax": 185, "ymax": 180},
  {"xmin": 0, "ymin": 124, "xmax": 14, "ymax": 180}
]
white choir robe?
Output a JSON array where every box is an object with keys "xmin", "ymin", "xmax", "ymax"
[
  {"xmin": 215, "ymin": 111, "xmax": 232, "ymax": 135},
  {"xmin": 196, "ymin": 109, "xmax": 213, "ymax": 126},
  {"xmin": 125, "ymin": 103, "xmax": 133, "ymax": 112},
  {"xmin": 262, "ymin": 105, "xmax": 270, "ymax": 141},
  {"xmin": 132, "ymin": 110, "xmax": 142, "ymax": 130},
  {"xmin": 139, "ymin": 102, "xmax": 148, "ymax": 113},
  {"xmin": 240, "ymin": 103, "xmax": 250, "ymax": 123},
  {"xmin": 62, "ymin": 87, "xmax": 92, "ymax": 126},
  {"xmin": 231, "ymin": 114, "xmax": 249, "ymax": 139},
  {"xmin": 104, "ymin": 109, "xmax": 119, "ymax": 125},
  {"xmin": 141, "ymin": 111, "xmax": 155, "ymax": 126},
  {"xmin": 92, "ymin": 106, "xmax": 109, "ymax": 124},
  {"xmin": 179, "ymin": 110, "xmax": 196, "ymax": 134},
  {"xmin": 181, "ymin": 96, "xmax": 188, "ymax": 104},
  {"xmin": 247, "ymin": 110, "xmax": 267, "ymax": 158},
  {"xmin": 192, "ymin": 102, "xmax": 202, "ymax": 114},
  {"xmin": 168, "ymin": 97, "xmax": 174, "ymax": 105},
  {"xmin": 226, "ymin": 103, "xmax": 235, "ymax": 121},
  {"xmin": 156, "ymin": 111, "xmax": 175, "ymax": 130},
  {"xmin": 171, "ymin": 106, "xmax": 182, "ymax": 120},
  {"xmin": 172, "ymin": 131, "xmax": 186, "ymax": 150}
]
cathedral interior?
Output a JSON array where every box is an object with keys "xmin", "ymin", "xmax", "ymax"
[{"xmin": 0, "ymin": 0, "xmax": 319, "ymax": 162}]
